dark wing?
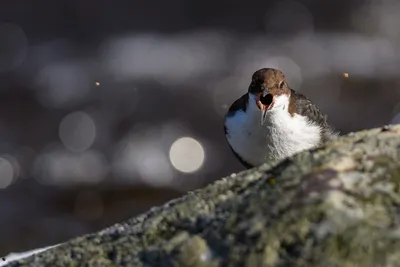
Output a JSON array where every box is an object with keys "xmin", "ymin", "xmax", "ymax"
[
  {"xmin": 225, "ymin": 93, "xmax": 249, "ymax": 118},
  {"xmin": 224, "ymin": 93, "xmax": 253, "ymax": 169},
  {"xmin": 291, "ymin": 89, "xmax": 328, "ymax": 127},
  {"xmin": 291, "ymin": 89, "xmax": 336, "ymax": 142}
]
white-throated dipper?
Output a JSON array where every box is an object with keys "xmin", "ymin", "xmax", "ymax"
[{"xmin": 224, "ymin": 68, "xmax": 337, "ymax": 168}]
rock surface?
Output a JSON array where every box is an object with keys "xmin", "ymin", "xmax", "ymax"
[{"xmin": 6, "ymin": 124, "xmax": 400, "ymax": 267}]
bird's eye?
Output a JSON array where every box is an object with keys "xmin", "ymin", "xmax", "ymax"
[{"xmin": 279, "ymin": 81, "xmax": 285, "ymax": 89}]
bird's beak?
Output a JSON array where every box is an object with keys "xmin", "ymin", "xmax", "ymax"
[
  {"xmin": 257, "ymin": 90, "xmax": 274, "ymax": 125},
  {"xmin": 261, "ymin": 106, "xmax": 268, "ymax": 125}
]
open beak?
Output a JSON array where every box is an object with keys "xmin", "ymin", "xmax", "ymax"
[{"xmin": 256, "ymin": 92, "xmax": 274, "ymax": 125}]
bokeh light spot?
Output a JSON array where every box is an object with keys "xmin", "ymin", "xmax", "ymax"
[
  {"xmin": 112, "ymin": 127, "xmax": 174, "ymax": 187},
  {"xmin": 169, "ymin": 137, "xmax": 205, "ymax": 173},
  {"xmin": 35, "ymin": 62, "xmax": 91, "ymax": 108},
  {"xmin": 34, "ymin": 148, "xmax": 107, "ymax": 185},
  {"xmin": 99, "ymin": 33, "xmax": 226, "ymax": 84},
  {"xmin": 59, "ymin": 111, "xmax": 96, "ymax": 152},
  {"xmin": 0, "ymin": 157, "xmax": 15, "ymax": 189}
]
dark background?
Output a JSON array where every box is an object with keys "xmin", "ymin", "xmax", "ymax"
[{"xmin": 0, "ymin": 0, "xmax": 399, "ymax": 256}]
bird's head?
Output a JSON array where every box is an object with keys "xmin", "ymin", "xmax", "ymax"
[{"xmin": 248, "ymin": 68, "xmax": 291, "ymax": 124}]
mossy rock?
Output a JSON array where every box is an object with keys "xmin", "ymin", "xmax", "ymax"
[{"xmin": 6, "ymin": 124, "xmax": 400, "ymax": 267}]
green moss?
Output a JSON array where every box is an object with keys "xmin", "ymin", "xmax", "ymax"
[{"xmin": 5, "ymin": 125, "xmax": 400, "ymax": 267}]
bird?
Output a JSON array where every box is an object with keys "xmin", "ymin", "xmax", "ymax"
[{"xmin": 224, "ymin": 68, "xmax": 337, "ymax": 168}]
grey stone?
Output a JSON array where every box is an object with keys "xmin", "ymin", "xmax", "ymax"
[{"xmin": 6, "ymin": 124, "xmax": 400, "ymax": 267}]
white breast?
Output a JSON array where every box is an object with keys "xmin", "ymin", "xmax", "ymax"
[{"xmin": 225, "ymin": 94, "xmax": 322, "ymax": 166}]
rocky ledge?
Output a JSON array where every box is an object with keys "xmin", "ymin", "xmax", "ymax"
[{"xmin": 6, "ymin": 124, "xmax": 400, "ymax": 267}]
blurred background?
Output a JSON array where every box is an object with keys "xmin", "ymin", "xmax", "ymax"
[{"xmin": 0, "ymin": 0, "xmax": 400, "ymax": 256}]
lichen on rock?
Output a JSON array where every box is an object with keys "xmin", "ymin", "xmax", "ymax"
[{"xmin": 6, "ymin": 124, "xmax": 400, "ymax": 267}]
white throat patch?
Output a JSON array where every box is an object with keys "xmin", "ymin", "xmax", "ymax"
[{"xmin": 225, "ymin": 93, "xmax": 322, "ymax": 166}]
